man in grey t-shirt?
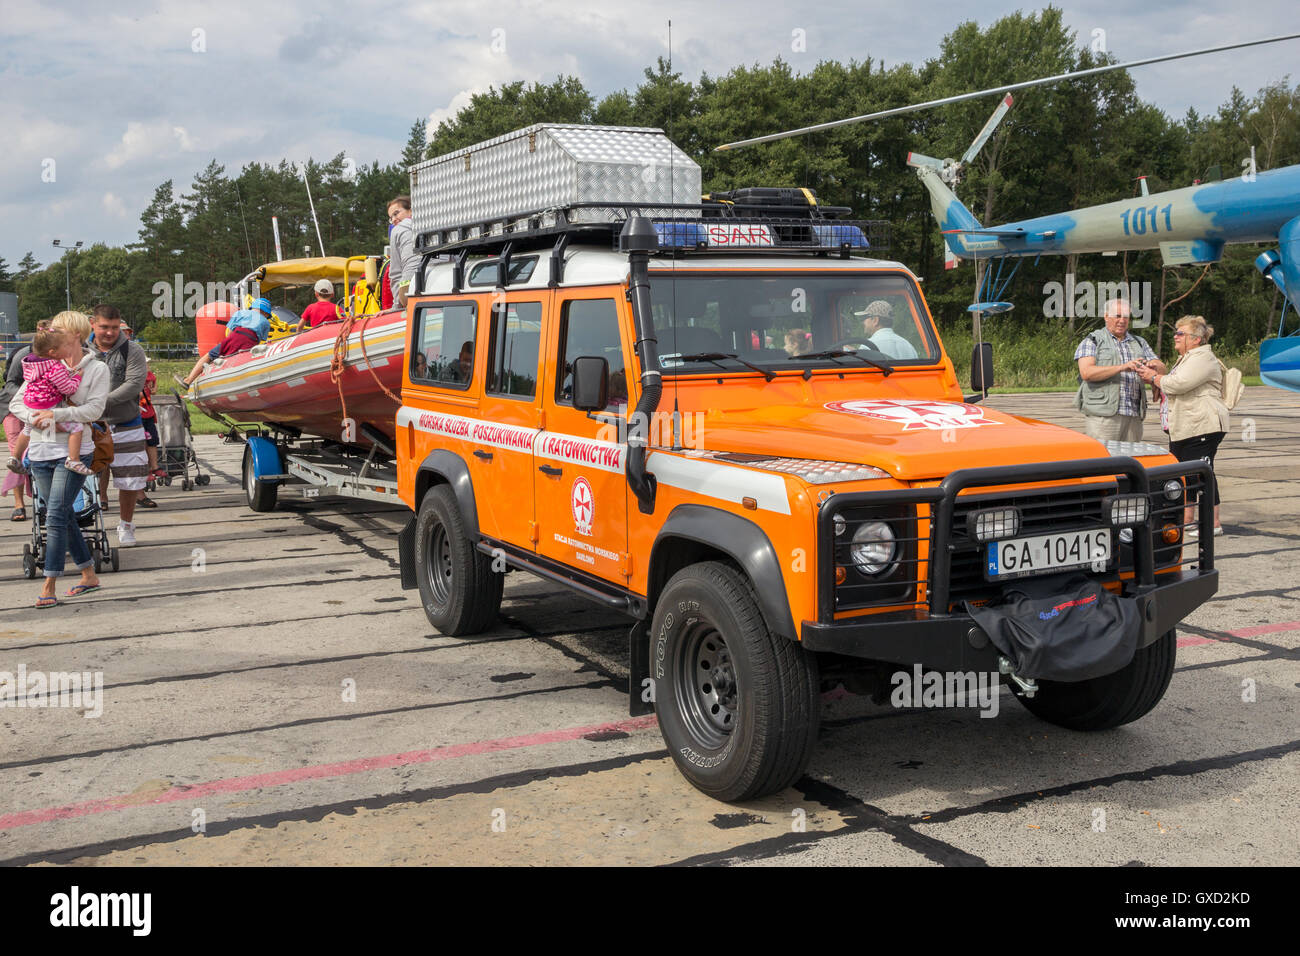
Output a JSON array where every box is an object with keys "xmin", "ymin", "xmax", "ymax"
[{"xmin": 387, "ymin": 195, "xmax": 416, "ymax": 307}]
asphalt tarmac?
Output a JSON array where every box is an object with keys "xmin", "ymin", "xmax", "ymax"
[{"xmin": 0, "ymin": 387, "xmax": 1296, "ymax": 866}]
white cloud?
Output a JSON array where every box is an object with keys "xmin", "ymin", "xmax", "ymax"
[{"xmin": 102, "ymin": 192, "xmax": 128, "ymax": 218}]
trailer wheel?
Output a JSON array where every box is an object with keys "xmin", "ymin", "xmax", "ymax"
[
  {"xmin": 196, "ymin": 474, "xmax": 210, "ymax": 486},
  {"xmin": 1014, "ymin": 629, "xmax": 1176, "ymax": 730},
  {"xmin": 242, "ymin": 446, "xmax": 278, "ymax": 512},
  {"xmin": 23, "ymin": 545, "xmax": 37, "ymax": 579},
  {"xmin": 414, "ymin": 485, "xmax": 501, "ymax": 635},
  {"xmin": 652, "ymin": 561, "xmax": 820, "ymax": 802},
  {"xmin": 110, "ymin": 547, "xmax": 120, "ymax": 572}
]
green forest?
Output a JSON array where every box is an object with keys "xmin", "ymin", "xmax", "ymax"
[{"xmin": 3, "ymin": 7, "xmax": 1297, "ymax": 386}]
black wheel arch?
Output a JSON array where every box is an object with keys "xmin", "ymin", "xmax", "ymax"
[
  {"xmin": 401, "ymin": 450, "xmax": 479, "ymax": 591},
  {"xmin": 648, "ymin": 504, "xmax": 797, "ymax": 642},
  {"xmin": 414, "ymin": 449, "xmax": 479, "ymax": 539}
]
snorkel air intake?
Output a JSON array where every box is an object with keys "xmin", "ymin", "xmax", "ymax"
[{"xmin": 620, "ymin": 217, "xmax": 661, "ymax": 515}]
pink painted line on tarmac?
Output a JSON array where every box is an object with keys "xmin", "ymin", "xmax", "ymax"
[
  {"xmin": 1227, "ymin": 620, "xmax": 1300, "ymax": 639},
  {"xmin": 1178, "ymin": 619, "xmax": 1300, "ymax": 648},
  {"xmin": 0, "ymin": 713, "xmax": 660, "ymax": 833}
]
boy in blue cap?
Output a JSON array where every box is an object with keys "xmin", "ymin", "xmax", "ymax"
[{"xmin": 181, "ymin": 298, "xmax": 274, "ymax": 387}]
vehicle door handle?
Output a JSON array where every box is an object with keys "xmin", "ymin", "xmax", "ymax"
[
  {"xmin": 473, "ymin": 449, "xmax": 493, "ymax": 461},
  {"xmin": 538, "ymin": 464, "xmax": 563, "ymax": 477}
]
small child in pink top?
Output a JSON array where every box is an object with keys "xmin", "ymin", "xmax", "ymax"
[{"xmin": 6, "ymin": 328, "xmax": 92, "ymax": 476}]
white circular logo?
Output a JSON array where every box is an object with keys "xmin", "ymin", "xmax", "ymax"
[
  {"xmin": 825, "ymin": 399, "xmax": 1000, "ymax": 431},
  {"xmin": 571, "ymin": 477, "xmax": 594, "ymax": 536}
]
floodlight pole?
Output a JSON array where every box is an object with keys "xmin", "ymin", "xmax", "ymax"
[{"xmin": 51, "ymin": 239, "xmax": 84, "ymax": 311}]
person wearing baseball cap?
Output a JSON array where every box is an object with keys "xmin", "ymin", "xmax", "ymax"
[
  {"xmin": 853, "ymin": 298, "xmax": 918, "ymax": 360},
  {"xmin": 181, "ymin": 297, "xmax": 274, "ymax": 387},
  {"xmin": 298, "ymin": 279, "xmax": 341, "ymax": 331}
]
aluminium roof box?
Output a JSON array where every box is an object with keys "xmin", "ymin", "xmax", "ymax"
[{"xmin": 409, "ymin": 124, "xmax": 701, "ymax": 242}]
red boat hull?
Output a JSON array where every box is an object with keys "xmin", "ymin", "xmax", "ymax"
[{"xmin": 188, "ymin": 313, "xmax": 407, "ymax": 444}]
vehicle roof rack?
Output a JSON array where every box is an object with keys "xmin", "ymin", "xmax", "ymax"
[{"xmin": 414, "ymin": 200, "xmax": 891, "ymax": 263}]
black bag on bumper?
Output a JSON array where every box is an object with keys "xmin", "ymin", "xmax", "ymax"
[{"xmin": 964, "ymin": 572, "xmax": 1141, "ymax": 682}]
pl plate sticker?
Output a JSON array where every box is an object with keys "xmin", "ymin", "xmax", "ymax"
[
  {"xmin": 825, "ymin": 399, "xmax": 1002, "ymax": 431},
  {"xmin": 571, "ymin": 477, "xmax": 594, "ymax": 536}
]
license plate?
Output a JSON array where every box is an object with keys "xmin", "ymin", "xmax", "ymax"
[{"xmin": 985, "ymin": 529, "xmax": 1112, "ymax": 581}]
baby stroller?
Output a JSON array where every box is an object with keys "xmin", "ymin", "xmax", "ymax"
[
  {"xmin": 149, "ymin": 391, "xmax": 210, "ymax": 491},
  {"xmin": 22, "ymin": 469, "xmax": 119, "ymax": 578}
]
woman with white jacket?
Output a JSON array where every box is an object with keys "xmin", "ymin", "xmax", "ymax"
[
  {"xmin": 1138, "ymin": 315, "xmax": 1229, "ymax": 536},
  {"xmin": 8, "ymin": 311, "xmax": 110, "ymax": 608}
]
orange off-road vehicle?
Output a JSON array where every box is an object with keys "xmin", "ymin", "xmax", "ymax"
[{"xmin": 393, "ymin": 134, "xmax": 1216, "ymax": 802}]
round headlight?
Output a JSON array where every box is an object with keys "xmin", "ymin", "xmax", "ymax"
[
  {"xmin": 1163, "ymin": 479, "xmax": 1182, "ymax": 501},
  {"xmin": 833, "ymin": 514, "xmax": 846, "ymax": 537},
  {"xmin": 851, "ymin": 521, "xmax": 897, "ymax": 575}
]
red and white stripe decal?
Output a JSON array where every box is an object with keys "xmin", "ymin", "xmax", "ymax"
[
  {"xmin": 534, "ymin": 432, "xmax": 626, "ymax": 474},
  {"xmin": 398, "ymin": 405, "xmax": 791, "ymax": 513},
  {"xmin": 397, "ymin": 406, "xmax": 537, "ymax": 452}
]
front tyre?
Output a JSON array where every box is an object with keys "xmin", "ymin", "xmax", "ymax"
[
  {"xmin": 413, "ymin": 485, "xmax": 502, "ymax": 636},
  {"xmin": 652, "ymin": 561, "xmax": 819, "ymax": 802},
  {"xmin": 1015, "ymin": 629, "xmax": 1176, "ymax": 730}
]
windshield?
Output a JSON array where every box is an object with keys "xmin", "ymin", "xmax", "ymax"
[{"xmin": 647, "ymin": 272, "xmax": 939, "ymax": 373}]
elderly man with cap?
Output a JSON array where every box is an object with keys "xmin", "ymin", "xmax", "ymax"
[
  {"xmin": 298, "ymin": 279, "xmax": 341, "ymax": 331},
  {"xmin": 181, "ymin": 297, "xmax": 274, "ymax": 387},
  {"xmin": 855, "ymin": 299, "xmax": 918, "ymax": 359}
]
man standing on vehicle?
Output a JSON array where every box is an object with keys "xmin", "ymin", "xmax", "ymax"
[
  {"xmin": 1074, "ymin": 299, "xmax": 1166, "ymax": 442},
  {"xmin": 90, "ymin": 305, "xmax": 148, "ymax": 546},
  {"xmin": 855, "ymin": 300, "xmax": 917, "ymax": 359},
  {"xmin": 387, "ymin": 196, "xmax": 416, "ymax": 308}
]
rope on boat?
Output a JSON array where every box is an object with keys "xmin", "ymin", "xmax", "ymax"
[{"xmin": 328, "ymin": 308, "xmax": 404, "ymax": 432}]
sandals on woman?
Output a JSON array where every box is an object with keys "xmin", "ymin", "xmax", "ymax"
[{"xmin": 10, "ymin": 507, "xmax": 25, "ymax": 522}]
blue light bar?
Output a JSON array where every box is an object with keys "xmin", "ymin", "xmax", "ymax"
[
  {"xmin": 654, "ymin": 222, "xmax": 708, "ymax": 247},
  {"xmin": 812, "ymin": 224, "xmax": 869, "ymax": 248}
]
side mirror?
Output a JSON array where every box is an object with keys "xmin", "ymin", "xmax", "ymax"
[
  {"xmin": 971, "ymin": 342, "xmax": 994, "ymax": 392},
  {"xmin": 572, "ymin": 355, "xmax": 609, "ymax": 412}
]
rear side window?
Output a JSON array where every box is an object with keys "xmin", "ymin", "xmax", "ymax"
[
  {"xmin": 486, "ymin": 301, "xmax": 543, "ymax": 399},
  {"xmin": 555, "ymin": 298, "xmax": 628, "ymax": 409},
  {"xmin": 412, "ymin": 302, "xmax": 476, "ymax": 388}
]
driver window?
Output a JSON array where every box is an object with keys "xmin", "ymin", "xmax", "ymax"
[{"xmin": 556, "ymin": 298, "xmax": 628, "ymax": 409}]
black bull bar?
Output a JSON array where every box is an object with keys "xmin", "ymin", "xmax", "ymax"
[{"xmin": 801, "ymin": 457, "xmax": 1218, "ymax": 672}]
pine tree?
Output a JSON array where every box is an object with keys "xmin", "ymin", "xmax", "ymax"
[
  {"xmin": 16, "ymin": 252, "xmax": 40, "ymax": 282},
  {"xmin": 401, "ymin": 118, "xmax": 428, "ymax": 168}
]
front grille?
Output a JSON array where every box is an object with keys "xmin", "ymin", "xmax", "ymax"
[
  {"xmin": 946, "ymin": 484, "xmax": 1116, "ymax": 608},
  {"xmin": 818, "ymin": 457, "xmax": 1215, "ymax": 625}
]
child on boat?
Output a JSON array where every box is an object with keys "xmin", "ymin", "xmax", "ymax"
[
  {"xmin": 181, "ymin": 297, "xmax": 274, "ymax": 387},
  {"xmin": 6, "ymin": 328, "xmax": 94, "ymax": 477}
]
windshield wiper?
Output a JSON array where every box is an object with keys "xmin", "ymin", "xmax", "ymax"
[
  {"xmin": 794, "ymin": 348, "xmax": 894, "ymax": 376},
  {"xmin": 675, "ymin": 352, "xmax": 776, "ymax": 382}
]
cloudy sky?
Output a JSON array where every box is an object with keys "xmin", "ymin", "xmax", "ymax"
[{"xmin": 1, "ymin": 0, "xmax": 1295, "ymax": 268}]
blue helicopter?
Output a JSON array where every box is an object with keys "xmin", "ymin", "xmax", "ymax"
[{"xmin": 716, "ymin": 33, "xmax": 1300, "ymax": 390}]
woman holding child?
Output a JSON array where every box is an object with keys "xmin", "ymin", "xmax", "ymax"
[{"xmin": 7, "ymin": 311, "xmax": 110, "ymax": 608}]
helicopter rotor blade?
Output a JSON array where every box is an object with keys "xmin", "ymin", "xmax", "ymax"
[
  {"xmin": 961, "ymin": 94, "xmax": 1014, "ymax": 166},
  {"xmin": 713, "ymin": 32, "xmax": 1300, "ymax": 151}
]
